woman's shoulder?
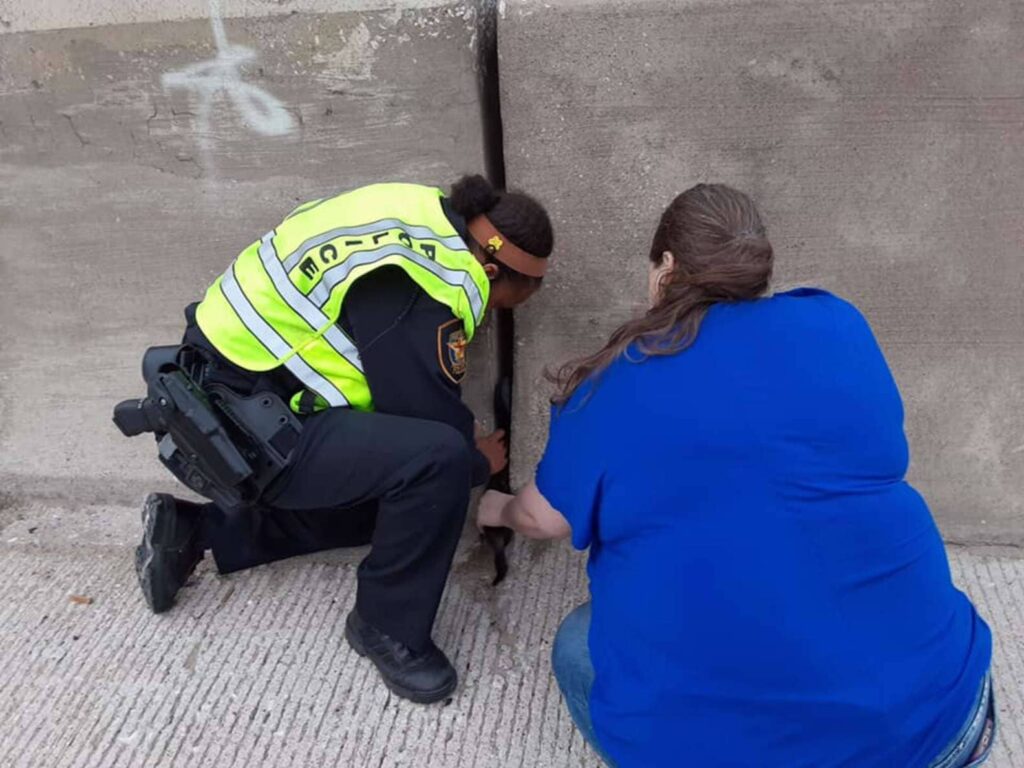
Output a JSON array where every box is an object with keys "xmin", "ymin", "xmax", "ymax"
[
  {"xmin": 705, "ymin": 287, "xmax": 875, "ymax": 346},
  {"xmin": 552, "ymin": 349, "xmax": 646, "ymax": 421},
  {"xmin": 764, "ymin": 287, "xmax": 882, "ymax": 348},
  {"xmin": 769, "ymin": 286, "xmax": 867, "ymax": 320},
  {"xmin": 774, "ymin": 286, "xmax": 846, "ymax": 305}
]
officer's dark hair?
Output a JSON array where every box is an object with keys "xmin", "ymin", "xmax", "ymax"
[
  {"xmin": 551, "ymin": 183, "xmax": 773, "ymax": 405},
  {"xmin": 449, "ymin": 174, "xmax": 553, "ymax": 287}
]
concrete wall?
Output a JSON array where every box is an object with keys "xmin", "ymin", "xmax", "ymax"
[
  {"xmin": 3, "ymin": 0, "xmax": 1021, "ymax": 547},
  {"xmin": 0, "ymin": 1, "xmax": 496, "ymax": 511},
  {"xmin": 501, "ymin": 0, "xmax": 1024, "ymax": 544}
]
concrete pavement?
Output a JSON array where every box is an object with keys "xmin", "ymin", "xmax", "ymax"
[
  {"xmin": 0, "ymin": 501, "xmax": 602, "ymax": 767},
  {"xmin": 1, "ymin": 499, "xmax": 1022, "ymax": 767}
]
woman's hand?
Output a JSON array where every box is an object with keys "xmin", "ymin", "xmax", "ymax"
[
  {"xmin": 478, "ymin": 490, "xmax": 514, "ymax": 530},
  {"xmin": 475, "ymin": 429, "xmax": 508, "ymax": 476}
]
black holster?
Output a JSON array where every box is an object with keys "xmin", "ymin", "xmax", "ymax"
[{"xmin": 113, "ymin": 345, "xmax": 301, "ymax": 511}]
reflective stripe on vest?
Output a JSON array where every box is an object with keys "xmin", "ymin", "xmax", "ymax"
[
  {"xmin": 195, "ymin": 183, "xmax": 490, "ymax": 412},
  {"xmin": 256, "ymin": 232, "xmax": 364, "ymax": 374},
  {"xmin": 219, "ymin": 263, "xmax": 350, "ymax": 407},
  {"xmin": 304, "ymin": 242, "xmax": 485, "ymax": 321}
]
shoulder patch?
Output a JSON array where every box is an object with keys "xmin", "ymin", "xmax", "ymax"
[{"xmin": 438, "ymin": 318, "xmax": 468, "ymax": 384}]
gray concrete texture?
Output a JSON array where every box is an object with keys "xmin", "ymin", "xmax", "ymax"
[
  {"xmin": 0, "ymin": 0, "xmax": 498, "ymax": 514},
  {"xmin": 0, "ymin": 502, "xmax": 604, "ymax": 767},
  {"xmin": 2, "ymin": 502, "xmax": 1023, "ymax": 767},
  {"xmin": 500, "ymin": 0, "xmax": 1024, "ymax": 545},
  {"xmin": 0, "ymin": 1, "xmax": 465, "ymax": 34}
]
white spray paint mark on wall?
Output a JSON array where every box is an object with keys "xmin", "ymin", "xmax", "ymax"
[{"xmin": 162, "ymin": 0, "xmax": 296, "ymax": 147}]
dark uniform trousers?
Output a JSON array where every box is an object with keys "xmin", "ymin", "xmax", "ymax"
[{"xmin": 203, "ymin": 407, "xmax": 471, "ymax": 653}]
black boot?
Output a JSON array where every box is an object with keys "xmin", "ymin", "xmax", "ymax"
[
  {"xmin": 135, "ymin": 493, "xmax": 205, "ymax": 614},
  {"xmin": 345, "ymin": 610, "xmax": 457, "ymax": 703}
]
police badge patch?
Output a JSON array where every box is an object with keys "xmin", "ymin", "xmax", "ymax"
[{"xmin": 438, "ymin": 319, "xmax": 468, "ymax": 384}]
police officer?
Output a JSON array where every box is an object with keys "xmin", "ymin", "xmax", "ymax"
[{"xmin": 133, "ymin": 175, "xmax": 553, "ymax": 703}]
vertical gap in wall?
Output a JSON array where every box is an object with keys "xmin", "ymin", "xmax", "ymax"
[
  {"xmin": 477, "ymin": 0, "xmax": 513, "ymax": 493},
  {"xmin": 478, "ymin": 0, "xmax": 507, "ymax": 191}
]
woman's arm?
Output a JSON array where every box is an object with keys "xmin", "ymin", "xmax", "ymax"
[{"xmin": 478, "ymin": 483, "xmax": 571, "ymax": 540}]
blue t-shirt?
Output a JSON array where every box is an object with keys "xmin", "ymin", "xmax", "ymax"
[{"xmin": 537, "ymin": 289, "xmax": 991, "ymax": 768}]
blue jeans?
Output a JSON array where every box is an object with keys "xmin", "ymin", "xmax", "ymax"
[
  {"xmin": 552, "ymin": 603, "xmax": 616, "ymax": 766},
  {"xmin": 554, "ymin": 602, "xmax": 996, "ymax": 768}
]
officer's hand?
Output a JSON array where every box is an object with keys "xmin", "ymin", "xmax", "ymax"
[
  {"xmin": 478, "ymin": 490, "xmax": 514, "ymax": 531},
  {"xmin": 475, "ymin": 429, "xmax": 508, "ymax": 475}
]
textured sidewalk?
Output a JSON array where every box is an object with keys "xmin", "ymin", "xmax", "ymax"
[{"xmin": 0, "ymin": 502, "xmax": 1021, "ymax": 767}]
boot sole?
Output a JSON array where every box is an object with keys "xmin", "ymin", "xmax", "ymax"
[
  {"xmin": 136, "ymin": 494, "xmax": 175, "ymax": 614},
  {"xmin": 344, "ymin": 621, "xmax": 457, "ymax": 704}
]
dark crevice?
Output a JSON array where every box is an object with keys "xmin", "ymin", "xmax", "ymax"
[
  {"xmin": 477, "ymin": 0, "xmax": 506, "ymax": 190},
  {"xmin": 477, "ymin": 0, "xmax": 514, "ymax": 493}
]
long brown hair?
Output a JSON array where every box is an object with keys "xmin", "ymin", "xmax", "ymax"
[{"xmin": 551, "ymin": 183, "xmax": 774, "ymax": 405}]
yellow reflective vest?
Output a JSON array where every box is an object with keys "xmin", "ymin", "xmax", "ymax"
[{"xmin": 196, "ymin": 183, "xmax": 491, "ymax": 412}]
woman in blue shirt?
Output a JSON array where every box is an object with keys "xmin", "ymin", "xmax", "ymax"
[{"xmin": 478, "ymin": 184, "xmax": 995, "ymax": 767}]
